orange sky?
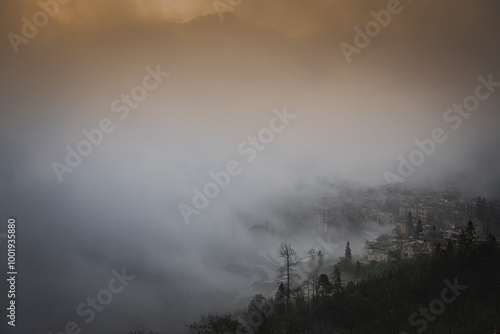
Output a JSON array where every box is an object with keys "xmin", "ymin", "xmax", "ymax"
[{"xmin": 0, "ymin": 0, "xmax": 491, "ymax": 37}]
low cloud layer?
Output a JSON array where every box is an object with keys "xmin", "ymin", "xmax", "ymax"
[{"xmin": 1, "ymin": 1, "xmax": 500, "ymax": 334}]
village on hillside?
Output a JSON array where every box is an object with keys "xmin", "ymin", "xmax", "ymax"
[{"xmin": 310, "ymin": 184, "xmax": 499, "ymax": 263}]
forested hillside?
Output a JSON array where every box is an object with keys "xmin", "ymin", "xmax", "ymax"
[{"xmin": 188, "ymin": 230, "xmax": 500, "ymax": 334}]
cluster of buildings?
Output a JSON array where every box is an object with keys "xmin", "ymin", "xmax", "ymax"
[
  {"xmin": 311, "ymin": 185, "xmax": 493, "ymax": 262},
  {"xmin": 364, "ymin": 190, "xmax": 488, "ymax": 262}
]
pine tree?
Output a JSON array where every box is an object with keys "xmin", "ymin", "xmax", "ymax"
[
  {"xmin": 318, "ymin": 273, "xmax": 332, "ymax": 296},
  {"xmin": 355, "ymin": 260, "xmax": 362, "ymax": 283},
  {"xmin": 415, "ymin": 218, "xmax": 423, "ymax": 238},
  {"xmin": 330, "ymin": 265, "xmax": 343, "ymax": 295},
  {"xmin": 345, "ymin": 241, "xmax": 352, "ymax": 262},
  {"xmin": 407, "ymin": 210, "xmax": 414, "ymax": 238},
  {"xmin": 460, "ymin": 221, "xmax": 477, "ymax": 250}
]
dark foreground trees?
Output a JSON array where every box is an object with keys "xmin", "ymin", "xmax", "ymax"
[
  {"xmin": 188, "ymin": 235, "xmax": 500, "ymax": 334},
  {"xmin": 187, "ymin": 313, "xmax": 249, "ymax": 334}
]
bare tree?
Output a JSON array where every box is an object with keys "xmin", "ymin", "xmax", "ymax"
[
  {"xmin": 276, "ymin": 242, "xmax": 300, "ymax": 311},
  {"xmin": 305, "ymin": 249, "xmax": 323, "ymax": 304}
]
